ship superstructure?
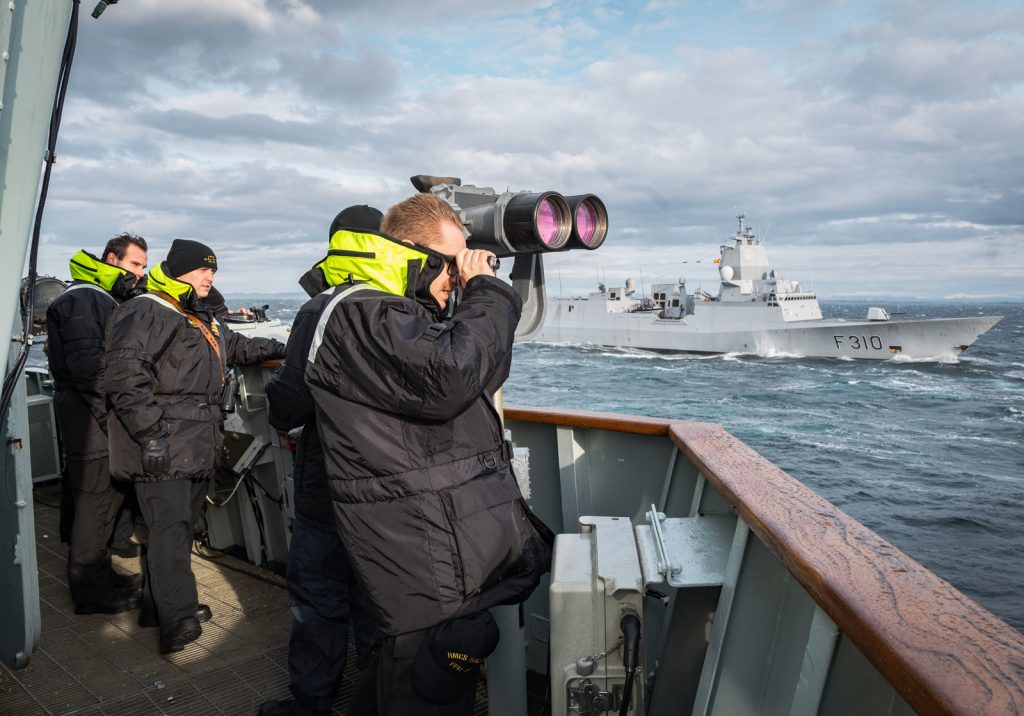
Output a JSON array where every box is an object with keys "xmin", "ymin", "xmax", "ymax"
[{"xmin": 535, "ymin": 215, "xmax": 1001, "ymax": 360}]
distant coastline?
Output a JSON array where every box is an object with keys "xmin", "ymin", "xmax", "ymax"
[{"xmin": 221, "ymin": 292, "xmax": 1024, "ymax": 304}]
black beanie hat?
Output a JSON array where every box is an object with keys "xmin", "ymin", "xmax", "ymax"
[
  {"xmin": 166, "ymin": 239, "xmax": 218, "ymax": 278},
  {"xmin": 411, "ymin": 612, "xmax": 500, "ymax": 705},
  {"xmin": 329, "ymin": 205, "xmax": 383, "ymax": 238}
]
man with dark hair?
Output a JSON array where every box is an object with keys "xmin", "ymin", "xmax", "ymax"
[
  {"xmin": 104, "ymin": 239, "xmax": 286, "ymax": 653},
  {"xmin": 305, "ymin": 193, "xmax": 552, "ymax": 714},
  {"xmin": 47, "ymin": 233, "xmax": 148, "ymax": 614},
  {"xmin": 260, "ymin": 205, "xmax": 382, "ymax": 716},
  {"xmin": 101, "ymin": 233, "xmax": 149, "ymax": 276}
]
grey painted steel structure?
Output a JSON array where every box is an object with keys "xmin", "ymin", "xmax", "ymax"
[
  {"xmin": 509, "ymin": 415, "xmax": 920, "ymax": 716},
  {"xmin": 0, "ymin": 0, "xmax": 72, "ymax": 670},
  {"xmin": 534, "ymin": 215, "xmax": 1001, "ymax": 360}
]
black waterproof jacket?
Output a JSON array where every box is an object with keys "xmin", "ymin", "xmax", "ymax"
[
  {"xmin": 266, "ymin": 275, "xmax": 335, "ymax": 529},
  {"xmin": 104, "ymin": 289, "xmax": 284, "ymax": 482},
  {"xmin": 306, "ymin": 264, "xmax": 552, "ymax": 636},
  {"xmin": 46, "ymin": 283, "xmax": 120, "ymax": 459}
]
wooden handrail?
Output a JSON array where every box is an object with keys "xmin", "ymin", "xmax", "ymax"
[
  {"xmin": 505, "ymin": 405, "xmax": 673, "ymax": 436},
  {"xmin": 505, "ymin": 405, "xmax": 1024, "ymax": 715}
]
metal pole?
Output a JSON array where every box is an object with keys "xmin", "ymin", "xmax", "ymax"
[{"xmin": 486, "ymin": 386, "xmax": 529, "ymax": 716}]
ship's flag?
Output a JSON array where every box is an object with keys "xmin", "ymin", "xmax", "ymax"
[{"xmin": 713, "ymin": 258, "xmax": 720, "ymax": 264}]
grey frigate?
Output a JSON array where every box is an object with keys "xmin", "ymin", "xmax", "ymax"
[{"xmin": 534, "ymin": 214, "xmax": 1002, "ymax": 360}]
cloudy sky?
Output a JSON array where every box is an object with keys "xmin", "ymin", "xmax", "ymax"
[{"xmin": 37, "ymin": 0, "xmax": 1024, "ymax": 299}]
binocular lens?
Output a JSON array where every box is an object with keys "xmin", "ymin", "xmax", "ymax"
[
  {"xmin": 576, "ymin": 202, "xmax": 598, "ymax": 246},
  {"xmin": 565, "ymin": 194, "xmax": 608, "ymax": 250},
  {"xmin": 536, "ymin": 197, "xmax": 565, "ymax": 247}
]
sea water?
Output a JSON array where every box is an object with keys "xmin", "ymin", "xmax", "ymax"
[{"xmin": 236, "ymin": 297, "xmax": 1024, "ymax": 633}]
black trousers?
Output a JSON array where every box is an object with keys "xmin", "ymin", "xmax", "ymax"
[
  {"xmin": 61, "ymin": 460, "xmax": 138, "ymax": 548},
  {"xmin": 348, "ymin": 629, "xmax": 478, "ymax": 716},
  {"xmin": 286, "ymin": 517, "xmax": 376, "ymax": 713},
  {"xmin": 110, "ymin": 490, "xmax": 139, "ymax": 549},
  {"xmin": 66, "ymin": 457, "xmax": 127, "ymax": 605},
  {"xmin": 134, "ymin": 478, "xmax": 208, "ymax": 631}
]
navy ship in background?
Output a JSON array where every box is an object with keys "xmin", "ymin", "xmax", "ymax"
[
  {"xmin": 535, "ymin": 215, "xmax": 1002, "ymax": 360},
  {"xmin": 2, "ymin": 4, "xmax": 1022, "ymax": 716}
]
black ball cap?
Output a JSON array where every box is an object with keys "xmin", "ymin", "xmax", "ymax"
[
  {"xmin": 411, "ymin": 612, "xmax": 500, "ymax": 705},
  {"xmin": 166, "ymin": 239, "xmax": 217, "ymax": 278},
  {"xmin": 329, "ymin": 205, "xmax": 383, "ymax": 238}
]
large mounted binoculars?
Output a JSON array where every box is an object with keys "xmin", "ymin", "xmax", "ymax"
[
  {"xmin": 410, "ymin": 174, "xmax": 609, "ymax": 340},
  {"xmin": 411, "ymin": 175, "xmax": 608, "ymax": 257}
]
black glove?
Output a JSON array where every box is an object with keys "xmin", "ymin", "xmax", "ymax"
[
  {"xmin": 271, "ymin": 340, "xmax": 287, "ymax": 359},
  {"xmin": 140, "ymin": 437, "xmax": 170, "ymax": 475}
]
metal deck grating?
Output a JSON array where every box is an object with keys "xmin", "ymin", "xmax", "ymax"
[
  {"xmin": 0, "ymin": 486, "xmax": 385, "ymax": 714},
  {"xmin": 0, "ymin": 485, "xmax": 546, "ymax": 715}
]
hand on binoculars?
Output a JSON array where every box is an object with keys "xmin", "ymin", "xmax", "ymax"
[{"xmin": 456, "ymin": 249, "xmax": 498, "ymax": 283}]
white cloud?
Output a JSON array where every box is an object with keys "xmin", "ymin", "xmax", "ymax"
[
  {"xmin": 110, "ymin": 0, "xmax": 316, "ymax": 32},
  {"xmin": 31, "ymin": 0, "xmax": 1024, "ymax": 298}
]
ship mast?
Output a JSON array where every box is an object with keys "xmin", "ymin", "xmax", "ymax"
[{"xmin": 735, "ymin": 213, "xmax": 757, "ymax": 244}]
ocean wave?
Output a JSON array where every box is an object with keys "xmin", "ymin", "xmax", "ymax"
[
  {"xmin": 897, "ymin": 514, "xmax": 997, "ymax": 534},
  {"xmin": 930, "ymin": 432, "xmax": 1021, "ymax": 447},
  {"xmin": 877, "ymin": 376, "xmax": 971, "ymax": 397},
  {"xmin": 756, "ymin": 347, "xmax": 805, "ymax": 359},
  {"xmin": 792, "ymin": 438, "xmax": 848, "ymax": 450},
  {"xmin": 888, "ymin": 353, "xmax": 959, "ymax": 365}
]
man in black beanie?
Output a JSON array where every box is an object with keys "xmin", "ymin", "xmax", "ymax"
[
  {"xmin": 164, "ymin": 238, "xmax": 218, "ymax": 279},
  {"xmin": 104, "ymin": 238, "xmax": 286, "ymax": 654},
  {"xmin": 260, "ymin": 206, "xmax": 382, "ymax": 716}
]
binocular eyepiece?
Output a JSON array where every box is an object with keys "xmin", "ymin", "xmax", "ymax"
[{"xmin": 487, "ymin": 256, "xmax": 500, "ymax": 272}]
